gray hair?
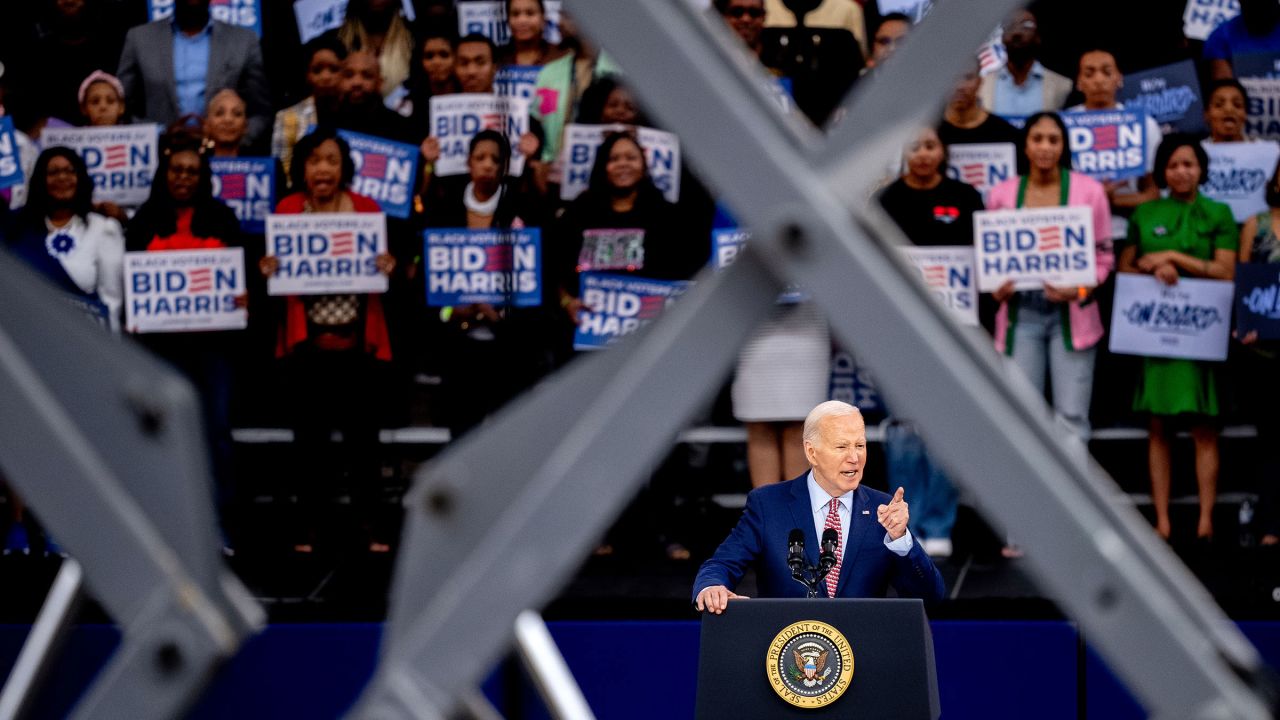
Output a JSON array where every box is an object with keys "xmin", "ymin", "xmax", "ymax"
[{"xmin": 802, "ymin": 401, "xmax": 862, "ymax": 444}]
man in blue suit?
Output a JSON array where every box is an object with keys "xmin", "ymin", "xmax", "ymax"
[{"xmin": 694, "ymin": 401, "xmax": 946, "ymax": 612}]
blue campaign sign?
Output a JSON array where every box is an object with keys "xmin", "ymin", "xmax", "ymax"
[
  {"xmin": 828, "ymin": 347, "xmax": 886, "ymax": 420},
  {"xmin": 338, "ymin": 130, "xmax": 420, "ymax": 220},
  {"xmin": 210, "ymin": 157, "xmax": 273, "ymax": 233},
  {"xmin": 1235, "ymin": 262, "xmax": 1280, "ymax": 339},
  {"xmin": 1062, "ymin": 110, "xmax": 1148, "ymax": 181},
  {"xmin": 149, "ymin": 0, "xmax": 262, "ymax": 36},
  {"xmin": 573, "ymin": 272, "xmax": 690, "ymax": 350},
  {"xmin": 425, "ymin": 228, "xmax": 541, "ymax": 307},
  {"xmin": 0, "ymin": 117, "xmax": 24, "ymax": 190},
  {"xmin": 1118, "ymin": 60, "xmax": 1206, "ymax": 135},
  {"xmin": 495, "ymin": 65, "xmax": 542, "ymax": 104},
  {"xmin": 710, "ymin": 228, "xmax": 749, "ymax": 270}
]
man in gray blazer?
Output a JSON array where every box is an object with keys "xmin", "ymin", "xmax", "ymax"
[{"xmin": 117, "ymin": 0, "xmax": 270, "ymax": 146}]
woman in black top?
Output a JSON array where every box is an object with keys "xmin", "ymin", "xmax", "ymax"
[
  {"xmin": 879, "ymin": 126, "xmax": 984, "ymax": 247},
  {"xmin": 550, "ymin": 131, "xmax": 706, "ymax": 358},
  {"xmin": 424, "ymin": 130, "xmax": 550, "ymax": 432}
]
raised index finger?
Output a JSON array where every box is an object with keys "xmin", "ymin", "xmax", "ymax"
[{"xmin": 891, "ymin": 487, "xmax": 905, "ymax": 504}]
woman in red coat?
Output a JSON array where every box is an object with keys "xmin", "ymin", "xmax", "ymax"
[{"xmin": 259, "ymin": 126, "xmax": 398, "ymax": 554}]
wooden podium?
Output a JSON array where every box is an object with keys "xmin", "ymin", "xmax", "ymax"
[{"xmin": 695, "ymin": 599, "xmax": 940, "ymax": 719}]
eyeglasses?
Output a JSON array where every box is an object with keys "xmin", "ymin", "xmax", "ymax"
[
  {"xmin": 725, "ymin": 6, "xmax": 766, "ymax": 19},
  {"xmin": 1003, "ymin": 19, "xmax": 1036, "ymax": 32}
]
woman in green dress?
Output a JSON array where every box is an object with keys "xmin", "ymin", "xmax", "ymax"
[{"xmin": 1119, "ymin": 135, "xmax": 1238, "ymax": 541}]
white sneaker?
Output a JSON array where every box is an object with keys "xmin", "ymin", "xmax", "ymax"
[{"xmin": 922, "ymin": 538, "xmax": 952, "ymax": 558}]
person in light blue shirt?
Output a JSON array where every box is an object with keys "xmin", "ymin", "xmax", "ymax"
[
  {"xmin": 978, "ymin": 8, "xmax": 1072, "ymax": 119},
  {"xmin": 117, "ymin": 0, "xmax": 270, "ymax": 146},
  {"xmin": 172, "ymin": 16, "xmax": 212, "ymax": 119}
]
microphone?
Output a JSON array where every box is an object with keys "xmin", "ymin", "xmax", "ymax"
[
  {"xmin": 787, "ymin": 529, "xmax": 806, "ymax": 573},
  {"xmin": 818, "ymin": 528, "xmax": 839, "ymax": 573}
]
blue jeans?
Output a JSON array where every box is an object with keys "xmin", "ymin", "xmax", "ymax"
[
  {"xmin": 1006, "ymin": 292, "xmax": 1096, "ymax": 442},
  {"xmin": 884, "ymin": 421, "xmax": 958, "ymax": 541}
]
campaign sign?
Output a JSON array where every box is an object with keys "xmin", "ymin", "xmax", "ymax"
[
  {"xmin": 1109, "ymin": 273, "xmax": 1233, "ymax": 361},
  {"xmin": 1062, "ymin": 110, "xmax": 1147, "ymax": 181},
  {"xmin": 429, "ymin": 94, "xmax": 530, "ymax": 177},
  {"xmin": 0, "ymin": 116, "xmax": 24, "ymax": 190},
  {"xmin": 899, "ymin": 246, "xmax": 979, "ymax": 326},
  {"xmin": 946, "ymin": 143, "xmax": 1015, "ymax": 200},
  {"xmin": 829, "ymin": 348, "xmax": 886, "ymax": 419},
  {"xmin": 265, "ymin": 212, "xmax": 388, "ymax": 295},
  {"xmin": 1118, "ymin": 60, "xmax": 1206, "ymax": 135},
  {"xmin": 559, "ymin": 124, "xmax": 682, "ymax": 204},
  {"xmin": 125, "ymin": 249, "xmax": 247, "ymax": 333},
  {"xmin": 42, "ymin": 124, "xmax": 160, "ymax": 206},
  {"xmin": 457, "ymin": 0, "xmax": 562, "ymax": 46},
  {"xmin": 1183, "ymin": 0, "xmax": 1239, "ymax": 41},
  {"xmin": 710, "ymin": 228, "xmax": 749, "ymax": 270},
  {"xmin": 573, "ymin": 272, "xmax": 690, "ymax": 350},
  {"xmin": 495, "ymin": 65, "xmax": 542, "ymax": 104},
  {"xmin": 1239, "ymin": 73, "xmax": 1280, "ymax": 142},
  {"xmin": 425, "ymin": 228, "xmax": 541, "ymax": 307},
  {"xmin": 1201, "ymin": 141, "xmax": 1280, "ymax": 223},
  {"xmin": 709, "ymin": 227, "xmax": 804, "ymax": 302},
  {"xmin": 876, "ymin": 0, "xmax": 932, "ymax": 22},
  {"xmin": 149, "ymin": 0, "xmax": 261, "ymax": 36},
  {"xmin": 973, "ymin": 207, "xmax": 1096, "ymax": 291},
  {"xmin": 294, "ymin": 0, "xmax": 346, "ymax": 43},
  {"xmin": 1235, "ymin": 263, "xmax": 1280, "ymax": 339},
  {"xmin": 338, "ymin": 130, "xmax": 419, "ymax": 220},
  {"xmin": 210, "ymin": 157, "xmax": 273, "ymax": 233}
]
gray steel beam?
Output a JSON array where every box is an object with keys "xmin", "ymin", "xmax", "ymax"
[
  {"xmin": 357, "ymin": 0, "xmax": 1277, "ymax": 717},
  {"xmin": 353, "ymin": 249, "xmax": 782, "ymax": 719},
  {"xmin": 0, "ymin": 250, "xmax": 263, "ymax": 719}
]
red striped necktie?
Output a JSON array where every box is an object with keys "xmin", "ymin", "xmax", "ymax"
[{"xmin": 824, "ymin": 499, "xmax": 843, "ymax": 597}]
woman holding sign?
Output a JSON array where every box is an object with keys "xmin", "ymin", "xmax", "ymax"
[
  {"xmin": 126, "ymin": 131, "xmax": 246, "ymax": 546},
  {"xmin": 1120, "ymin": 135, "xmax": 1238, "ymax": 542},
  {"xmin": 424, "ymin": 129, "xmax": 548, "ymax": 433},
  {"xmin": 988, "ymin": 111, "xmax": 1114, "ymax": 443},
  {"xmin": 260, "ymin": 126, "xmax": 398, "ymax": 554}
]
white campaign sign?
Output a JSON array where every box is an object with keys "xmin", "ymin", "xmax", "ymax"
[
  {"xmin": 558, "ymin": 124, "xmax": 682, "ymax": 203},
  {"xmin": 41, "ymin": 124, "xmax": 160, "ymax": 206},
  {"xmin": 125, "ymin": 249, "xmax": 247, "ymax": 333},
  {"xmin": 898, "ymin": 246, "xmax": 979, "ymax": 326},
  {"xmin": 1183, "ymin": 0, "xmax": 1239, "ymax": 41},
  {"xmin": 946, "ymin": 143, "xmax": 1016, "ymax": 201},
  {"xmin": 429, "ymin": 94, "xmax": 530, "ymax": 177},
  {"xmin": 1200, "ymin": 140, "xmax": 1280, "ymax": 223},
  {"xmin": 972, "ymin": 206, "xmax": 1096, "ymax": 291},
  {"xmin": 265, "ymin": 212, "xmax": 389, "ymax": 295},
  {"xmin": 1109, "ymin": 273, "xmax": 1233, "ymax": 361}
]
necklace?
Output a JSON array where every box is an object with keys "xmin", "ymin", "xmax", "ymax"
[{"xmin": 464, "ymin": 182, "xmax": 500, "ymax": 215}]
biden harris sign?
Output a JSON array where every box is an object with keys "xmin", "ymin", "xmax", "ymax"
[
  {"xmin": 125, "ymin": 249, "xmax": 247, "ymax": 333},
  {"xmin": 265, "ymin": 213, "xmax": 388, "ymax": 295},
  {"xmin": 973, "ymin": 207, "xmax": 1096, "ymax": 291}
]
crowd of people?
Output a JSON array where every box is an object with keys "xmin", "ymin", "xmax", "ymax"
[{"xmin": 0, "ymin": 0, "xmax": 1277, "ymax": 566}]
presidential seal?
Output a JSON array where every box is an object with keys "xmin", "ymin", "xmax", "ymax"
[{"xmin": 765, "ymin": 620, "xmax": 854, "ymax": 708}]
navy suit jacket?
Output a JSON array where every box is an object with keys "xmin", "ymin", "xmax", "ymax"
[{"xmin": 692, "ymin": 476, "xmax": 946, "ymax": 603}]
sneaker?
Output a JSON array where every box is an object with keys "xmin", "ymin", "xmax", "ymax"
[
  {"xmin": 921, "ymin": 538, "xmax": 953, "ymax": 558},
  {"xmin": 4, "ymin": 524, "xmax": 30, "ymax": 556}
]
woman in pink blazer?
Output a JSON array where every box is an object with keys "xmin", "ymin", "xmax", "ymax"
[{"xmin": 985, "ymin": 111, "xmax": 1114, "ymax": 443}]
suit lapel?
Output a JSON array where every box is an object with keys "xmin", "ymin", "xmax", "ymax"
[
  {"xmin": 836, "ymin": 486, "xmax": 875, "ymax": 597},
  {"xmin": 154, "ymin": 23, "xmax": 178, "ymax": 117},
  {"xmin": 206, "ymin": 23, "xmax": 225, "ymax": 98},
  {"xmin": 788, "ymin": 478, "xmax": 820, "ymax": 569}
]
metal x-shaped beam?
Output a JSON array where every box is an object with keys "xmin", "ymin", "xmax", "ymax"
[
  {"xmin": 0, "ymin": 250, "xmax": 263, "ymax": 719},
  {"xmin": 354, "ymin": 1, "xmax": 1277, "ymax": 718}
]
